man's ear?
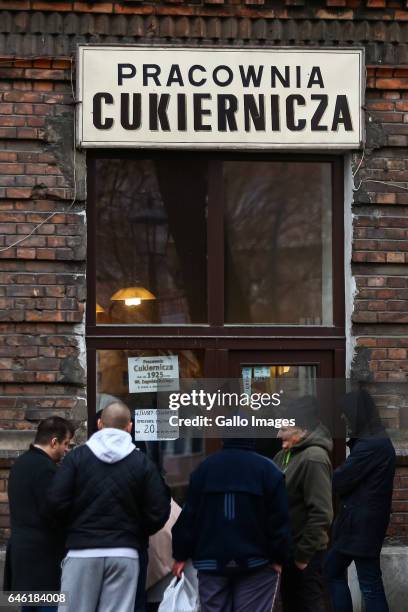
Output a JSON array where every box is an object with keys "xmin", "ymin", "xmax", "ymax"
[
  {"xmin": 97, "ymin": 418, "xmax": 103, "ymax": 430},
  {"xmin": 125, "ymin": 422, "xmax": 132, "ymax": 434},
  {"xmin": 50, "ymin": 436, "xmax": 58, "ymax": 448}
]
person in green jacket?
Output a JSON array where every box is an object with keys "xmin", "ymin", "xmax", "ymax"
[{"xmin": 274, "ymin": 395, "xmax": 333, "ymax": 612}]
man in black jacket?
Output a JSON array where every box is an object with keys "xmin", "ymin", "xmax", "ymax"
[
  {"xmin": 4, "ymin": 417, "xmax": 75, "ymax": 612},
  {"xmin": 49, "ymin": 402, "xmax": 170, "ymax": 612},
  {"xmin": 324, "ymin": 390, "xmax": 396, "ymax": 612},
  {"xmin": 172, "ymin": 438, "xmax": 290, "ymax": 612}
]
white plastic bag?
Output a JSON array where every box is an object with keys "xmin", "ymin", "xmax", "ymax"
[{"xmin": 158, "ymin": 573, "xmax": 199, "ymax": 612}]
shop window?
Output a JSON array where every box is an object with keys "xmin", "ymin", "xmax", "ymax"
[
  {"xmin": 91, "ymin": 154, "xmax": 340, "ymax": 329},
  {"xmin": 95, "ymin": 158, "xmax": 208, "ymax": 324},
  {"xmin": 224, "ymin": 161, "xmax": 333, "ymax": 324}
]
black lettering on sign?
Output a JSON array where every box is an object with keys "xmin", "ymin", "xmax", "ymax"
[
  {"xmin": 244, "ymin": 95, "xmax": 265, "ymax": 132},
  {"xmin": 213, "ymin": 66, "xmax": 234, "ymax": 88},
  {"xmin": 218, "ymin": 95, "xmax": 238, "ymax": 131},
  {"xmin": 332, "ymin": 95, "xmax": 353, "ymax": 131},
  {"xmin": 271, "ymin": 94, "xmax": 280, "ymax": 132},
  {"xmin": 93, "ymin": 93, "xmax": 113, "ymax": 129},
  {"xmin": 177, "ymin": 93, "xmax": 187, "ymax": 131},
  {"xmin": 149, "ymin": 94, "xmax": 170, "ymax": 131},
  {"xmin": 194, "ymin": 94, "xmax": 212, "ymax": 131},
  {"xmin": 296, "ymin": 66, "xmax": 301, "ymax": 89},
  {"xmin": 120, "ymin": 94, "xmax": 141, "ymax": 130},
  {"xmin": 310, "ymin": 94, "xmax": 328, "ymax": 131},
  {"xmin": 308, "ymin": 67, "xmax": 324, "ymax": 88},
  {"xmin": 189, "ymin": 65, "xmax": 207, "ymax": 87},
  {"xmin": 143, "ymin": 65, "xmax": 161, "ymax": 86},
  {"xmin": 167, "ymin": 64, "xmax": 184, "ymax": 87},
  {"xmin": 239, "ymin": 65, "xmax": 264, "ymax": 88},
  {"xmin": 270, "ymin": 95, "xmax": 280, "ymax": 131},
  {"xmin": 118, "ymin": 64, "xmax": 136, "ymax": 86},
  {"xmin": 271, "ymin": 66, "xmax": 290, "ymax": 88},
  {"xmin": 286, "ymin": 95, "xmax": 306, "ymax": 131}
]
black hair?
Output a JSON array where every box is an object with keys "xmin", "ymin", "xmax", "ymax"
[
  {"xmin": 34, "ymin": 417, "xmax": 75, "ymax": 445},
  {"xmin": 340, "ymin": 389, "xmax": 384, "ymax": 437}
]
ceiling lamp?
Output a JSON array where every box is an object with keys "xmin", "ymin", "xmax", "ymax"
[
  {"xmin": 96, "ymin": 303, "xmax": 105, "ymax": 313},
  {"xmin": 110, "ymin": 287, "xmax": 156, "ymax": 307}
]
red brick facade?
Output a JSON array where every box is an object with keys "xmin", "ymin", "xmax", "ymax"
[
  {"xmin": 0, "ymin": 0, "xmax": 407, "ymax": 547},
  {"xmin": 0, "ymin": 57, "xmax": 85, "ymax": 543}
]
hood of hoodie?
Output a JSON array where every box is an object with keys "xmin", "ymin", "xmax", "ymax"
[
  {"xmin": 292, "ymin": 423, "xmax": 333, "ymax": 454},
  {"xmin": 86, "ymin": 428, "xmax": 136, "ymax": 464}
]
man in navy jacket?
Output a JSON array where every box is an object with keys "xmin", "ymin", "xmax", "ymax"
[
  {"xmin": 325, "ymin": 390, "xmax": 396, "ymax": 612},
  {"xmin": 172, "ymin": 438, "xmax": 291, "ymax": 612}
]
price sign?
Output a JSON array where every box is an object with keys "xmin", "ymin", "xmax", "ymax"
[{"xmin": 134, "ymin": 409, "xmax": 179, "ymax": 441}]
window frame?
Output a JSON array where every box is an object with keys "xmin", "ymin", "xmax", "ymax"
[
  {"xmin": 87, "ymin": 151, "xmax": 345, "ymax": 336},
  {"xmin": 86, "ymin": 151, "xmax": 345, "ymax": 433}
]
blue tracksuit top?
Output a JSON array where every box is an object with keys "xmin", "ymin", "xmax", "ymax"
[{"xmin": 172, "ymin": 441, "xmax": 291, "ymax": 574}]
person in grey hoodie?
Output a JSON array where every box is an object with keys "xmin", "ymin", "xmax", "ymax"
[
  {"xmin": 49, "ymin": 401, "xmax": 170, "ymax": 612},
  {"xmin": 274, "ymin": 396, "xmax": 333, "ymax": 612}
]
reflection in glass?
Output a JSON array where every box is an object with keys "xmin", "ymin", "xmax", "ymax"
[
  {"xmin": 242, "ymin": 363, "xmax": 318, "ymax": 459},
  {"xmin": 96, "ymin": 349, "xmax": 205, "ymax": 504},
  {"xmin": 225, "ymin": 162, "xmax": 333, "ymax": 325},
  {"xmin": 96, "ymin": 159, "xmax": 208, "ymax": 324},
  {"xmin": 241, "ymin": 364, "xmax": 318, "ymax": 400}
]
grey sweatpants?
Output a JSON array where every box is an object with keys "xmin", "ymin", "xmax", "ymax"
[
  {"xmin": 58, "ymin": 557, "xmax": 139, "ymax": 612},
  {"xmin": 198, "ymin": 566, "xmax": 280, "ymax": 612}
]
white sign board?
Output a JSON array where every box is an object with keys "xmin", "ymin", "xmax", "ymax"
[
  {"xmin": 77, "ymin": 46, "xmax": 364, "ymax": 150},
  {"xmin": 134, "ymin": 409, "xmax": 179, "ymax": 441},
  {"xmin": 128, "ymin": 355, "xmax": 179, "ymax": 393}
]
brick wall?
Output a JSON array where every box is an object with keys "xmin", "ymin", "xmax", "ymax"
[
  {"xmin": 352, "ymin": 70, "xmax": 408, "ymax": 387},
  {"xmin": 350, "ymin": 68, "xmax": 408, "ymax": 542},
  {"xmin": 0, "ymin": 58, "xmax": 86, "ymax": 544},
  {"xmin": 389, "ymin": 464, "xmax": 408, "ymax": 541},
  {"xmin": 0, "ymin": 458, "xmax": 13, "ymax": 540}
]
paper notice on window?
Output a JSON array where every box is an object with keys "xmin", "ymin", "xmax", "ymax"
[
  {"xmin": 128, "ymin": 356, "xmax": 179, "ymax": 393},
  {"xmin": 254, "ymin": 366, "xmax": 270, "ymax": 380},
  {"xmin": 242, "ymin": 367, "xmax": 252, "ymax": 396},
  {"xmin": 134, "ymin": 409, "xmax": 179, "ymax": 441}
]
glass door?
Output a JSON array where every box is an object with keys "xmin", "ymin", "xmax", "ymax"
[{"xmin": 229, "ymin": 350, "xmax": 338, "ymax": 462}]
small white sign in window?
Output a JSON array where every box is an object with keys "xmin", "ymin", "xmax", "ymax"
[
  {"xmin": 134, "ymin": 409, "xmax": 179, "ymax": 441},
  {"xmin": 128, "ymin": 355, "xmax": 179, "ymax": 393}
]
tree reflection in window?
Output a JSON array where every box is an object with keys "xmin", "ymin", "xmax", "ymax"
[{"xmin": 96, "ymin": 158, "xmax": 208, "ymax": 324}]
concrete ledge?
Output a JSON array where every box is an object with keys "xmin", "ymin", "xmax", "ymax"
[
  {"xmin": 350, "ymin": 546, "xmax": 408, "ymax": 612},
  {"xmin": 0, "ymin": 430, "xmax": 34, "ymax": 451},
  {"xmin": 0, "ymin": 549, "xmax": 18, "ymax": 612}
]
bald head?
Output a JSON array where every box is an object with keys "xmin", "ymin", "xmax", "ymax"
[{"xmin": 99, "ymin": 402, "xmax": 131, "ymax": 431}]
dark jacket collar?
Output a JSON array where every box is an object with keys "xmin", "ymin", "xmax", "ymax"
[
  {"xmin": 29, "ymin": 444, "xmax": 54, "ymax": 462},
  {"xmin": 222, "ymin": 439, "xmax": 256, "ymax": 451}
]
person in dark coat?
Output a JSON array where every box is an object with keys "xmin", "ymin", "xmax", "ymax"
[
  {"xmin": 172, "ymin": 438, "xmax": 291, "ymax": 612},
  {"xmin": 324, "ymin": 389, "xmax": 396, "ymax": 612},
  {"xmin": 4, "ymin": 417, "xmax": 75, "ymax": 612},
  {"xmin": 48, "ymin": 401, "xmax": 171, "ymax": 612}
]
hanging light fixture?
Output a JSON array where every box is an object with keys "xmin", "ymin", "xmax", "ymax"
[
  {"xmin": 110, "ymin": 286, "xmax": 156, "ymax": 307},
  {"xmin": 96, "ymin": 303, "xmax": 105, "ymax": 313}
]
